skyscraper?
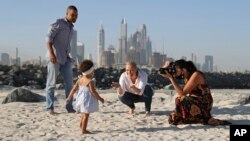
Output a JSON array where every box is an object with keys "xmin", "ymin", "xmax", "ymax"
[
  {"xmin": 108, "ymin": 44, "xmax": 119, "ymax": 65},
  {"xmin": 151, "ymin": 52, "xmax": 166, "ymax": 68},
  {"xmin": 100, "ymin": 51, "xmax": 115, "ymax": 67},
  {"xmin": 203, "ymin": 55, "xmax": 213, "ymax": 72},
  {"xmin": 70, "ymin": 30, "xmax": 77, "ymax": 63},
  {"xmin": 127, "ymin": 24, "xmax": 152, "ymax": 66},
  {"xmin": 88, "ymin": 53, "xmax": 92, "ymax": 61},
  {"xmin": 119, "ymin": 18, "xmax": 127, "ymax": 64},
  {"xmin": 1, "ymin": 53, "xmax": 10, "ymax": 66},
  {"xmin": 146, "ymin": 37, "xmax": 152, "ymax": 65},
  {"xmin": 98, "ymin": 23, "xmax": 105, "ymax": 67},
  {"xmin": 191, "ymin": 53, "xmax": 197, "ymax": 64},
  {"xmin": 139, "ymin": 24, "xmax": 147, "ymax": 65},
  {"xmin": 11, "ymin": 57, "xmax": 21, "ymax": 66},
  {"xmin": 77, "ymin": 41, "xmax": 84, "ymax": 64},
  {"xmin": 127, "ymin": 46, "xmax": 140, "ymax": 65}
]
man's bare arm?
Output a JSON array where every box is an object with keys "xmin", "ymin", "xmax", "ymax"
[{"xmin": 47, "ymin": 42, "xmax": 56, "ymax": 64}]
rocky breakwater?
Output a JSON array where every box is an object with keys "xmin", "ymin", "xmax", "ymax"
[{"xmin": 1, "ymin": 65, "xmax": 250, "ymax": 90}]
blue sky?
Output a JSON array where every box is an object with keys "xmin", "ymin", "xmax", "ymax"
[{"xmin": 0, "ymin": 0, "xmax": 249, "ymax": 72}]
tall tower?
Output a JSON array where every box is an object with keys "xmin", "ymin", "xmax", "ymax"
[
  {"xmin": 98, "ymin": 23, "xmax": 105, "ymax": 67},
  {"xmin": 70, "ymin": 30, "xmax": 77, "ymax": 62},
  {"xmin": 141, "ymin": 24, "xmax": 147, "ymax": 48},
  {"xmin": 191, "ymin": 53, "xmax": 197, "ymax": 64},
  {"xmin": 77, "ymin": 41, "xmax": 84, "ymax": 64},
  {"xmin": 1, "ymin": 53, "xmax": 10, "ymax": 66},
  {"xmin": 119, "ymin": 18, "xmax": 127, "ymax": 64},
  {"xmin": 203, "ymin": 55, "xmax": 213, "ymax": 72},
  {"xmin": 16, "ymin": 48, "xmax": 18, "ymax": 65},
  {"xmin": 88, "ymin": 53, "xmax": 92, "ymax": 61},
  {"xmin": 139, "ymin": 24, "xmax": 147, "ymax": 65},
  {"xmin": 146, "ymin": 37, "xmax": 152, "ymax": 65}
]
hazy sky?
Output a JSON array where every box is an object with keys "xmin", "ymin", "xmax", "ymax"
[{"xmin": 0, "ymin": 0, "xmax": 249, "ymax": 72}]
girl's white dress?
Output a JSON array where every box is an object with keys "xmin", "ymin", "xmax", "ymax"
[{"xmin": 75, "ymin": 79, "xmax": 99, "ymax": 113}]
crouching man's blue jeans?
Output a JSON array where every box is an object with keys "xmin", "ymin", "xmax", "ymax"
[
  {"xmin": 118, "ymin": 85, "xmax": 154, "ymax": 112},
  {"xmin": 45, "ymin": 59, "xmax": 74, "ymax": 112}
]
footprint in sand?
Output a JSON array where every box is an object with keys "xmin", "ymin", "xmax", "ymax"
[{"xmin": 16, "ymin": 123, "xmax": 25, "ymax": 128}]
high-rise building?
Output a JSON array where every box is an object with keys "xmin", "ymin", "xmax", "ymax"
[
  {"xmin": 151, "ymin": 52, "xmax": 166, "ymax": 68},
  {"xmin": 127, "ymin": 24, "xmax": 152, "ymax": 66},
  {"xmin": 127, "ymin": 31, "xmax": 140, "ymax": 52},
  {"xmin": 11, "ymin": 57, "xmax": 21, "ymax": 66},
  {"xmin": 107, "ymin": 44, "xmax": 119, "ymax": 65},
  {"xmin": 146, "ymin": 37, "xmax": 152, "ymax": 65},
  {"xmin": 1, "ymin": 53, "xmax": 10, "ymax": 66},
  {"xmin": 77, "ymin": 41, "xmax": 84, "ymax": 64},
  {"xmin": 70, "ymin": 30, "xmax": 77, "ymax": 63},
  {"xmin": 119, "ymin": 18, "xmax": 127, "ymax": 64},
  {"xmin": 139, "ymin": 24, "xmax": 147, "ymax": 65},
  {"xmin": 98, "ymin": 23, "xmax": 105, "ymax": 67},
  {"xmin": 100, "ymin": 51, "xmax": 115, "ymax": 67},
  {"xmin": 203, "ymin": 55, "xmax": 213, "ymax": 72},
  {"xmin": 213, "ymin": 65, "xmax": 218, "ymax": 72},
  {"xmin": 191, "ymin": 53, "xmax": 197, "ymax": 64},
  {"xmin": 181, "ymin": 56, "xmax": 187, "ymax": 60},
  {"xmin": 88, "ymin": 53, "xmax": 92, "ymax": 61},
  {"xmin": 195, "ymin": 63, "xmax": 201, "ymax": 70},
  {"xmin": 127, "ymin": 46, "xmax": 140, "ymax": 65}
]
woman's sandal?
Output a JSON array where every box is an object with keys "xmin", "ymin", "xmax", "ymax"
[{"xmin": 208, "ymin": 118, "xmax": 231, "ymax": 126}]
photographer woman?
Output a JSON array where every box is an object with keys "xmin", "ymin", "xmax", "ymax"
[{"xmin": 160, "ymin": 59, "xmax": 231, "ymax": 125}]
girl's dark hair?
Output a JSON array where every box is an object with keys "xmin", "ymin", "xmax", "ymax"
[
  {"xmin": 174, "ymin": 59, "xmax": 197, "ymax": 76},
  {"xmin": 79, "ymin": 60, "xmax": 94, "ymax": 72}
]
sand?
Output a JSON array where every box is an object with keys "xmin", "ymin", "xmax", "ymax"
[{"xmin": 0, "ymin": 88, "xmax": 249, "ymax": 141}]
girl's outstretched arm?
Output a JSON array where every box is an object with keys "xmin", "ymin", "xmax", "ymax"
[
  {"xmin": 66, "ymin": 80, "xmax": 79, "ymax": 103},
  {"xmin": 89, "ymin": 81, "xmax": 104, "ymax": 104}
]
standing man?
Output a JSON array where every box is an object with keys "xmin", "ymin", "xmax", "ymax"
[
  {"xmin": 45, "ymin": 5, "xmax": 78, "ymax": 115},
  {"xmin": 111, "ymin": 61, "xmax": 154, "ymax": 116}
]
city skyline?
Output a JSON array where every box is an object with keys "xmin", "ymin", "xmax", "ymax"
[{"xmin": 0, "ymin": 0, "xmax": 250, "ymax": 72}]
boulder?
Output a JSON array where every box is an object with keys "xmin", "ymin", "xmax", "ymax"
[
  {"xmin": 241, "ymin": 96, "xmax": 250, "ymax": 105},
  {"xmin": 2, "ymin": 88, "xmax": 45, "ymax": 104},
  {"xmin": 56, "ymin": 83, "xmax": 64, "ymax": 89}
]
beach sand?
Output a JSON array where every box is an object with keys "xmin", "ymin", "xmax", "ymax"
[{"xmin": 0, "ymin": 88, "xmax": 249, "ymax": 141}]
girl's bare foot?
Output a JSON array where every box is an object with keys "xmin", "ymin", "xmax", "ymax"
[{"xmin": 82, "ymin": 130, "xmax": 92, "ymax": 134}]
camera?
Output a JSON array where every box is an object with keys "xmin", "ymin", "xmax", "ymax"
[{"xmin": 159, "ymin": 62, "xmax": 176, "ymax": 75}]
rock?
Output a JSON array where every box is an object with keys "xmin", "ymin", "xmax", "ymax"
[
  {"xmin": 35, "ymin": 72, "xmax": 43, "ymax": 79},
  {"xmin": 240, "ymin": 96, "xmax": 250, "ymax": 105},
  {"xmin": 160, "ymin": 97, "xmax": 165, "ymax": 102},
  {"xmin": 22, "ymin": 85, "xmax": 43, "ymax": 90},
  {"xmin": 2, "ymin": 88, "xmax": 45, "ymax": 104},
  {"xmin": 101, "ymin": 78, "xmax": 105, "ymax": 83},
  {"xmin": 0, "ymin": 71, "xmax": 4, "ymax": 75},
  {"xmin": 8, "ymin": 80, "xmax": 15, "ymax": 86},
  {"xmin": 56, "ymin": 83, "xmax": 64, "ymax": 89},
  {"xmin": 0, "ymin": 85, "xmax": 15, "ymax": 91},
  {"xmin": 8, "ymin": 66, "xmax": 20, "ymax": 76}
]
